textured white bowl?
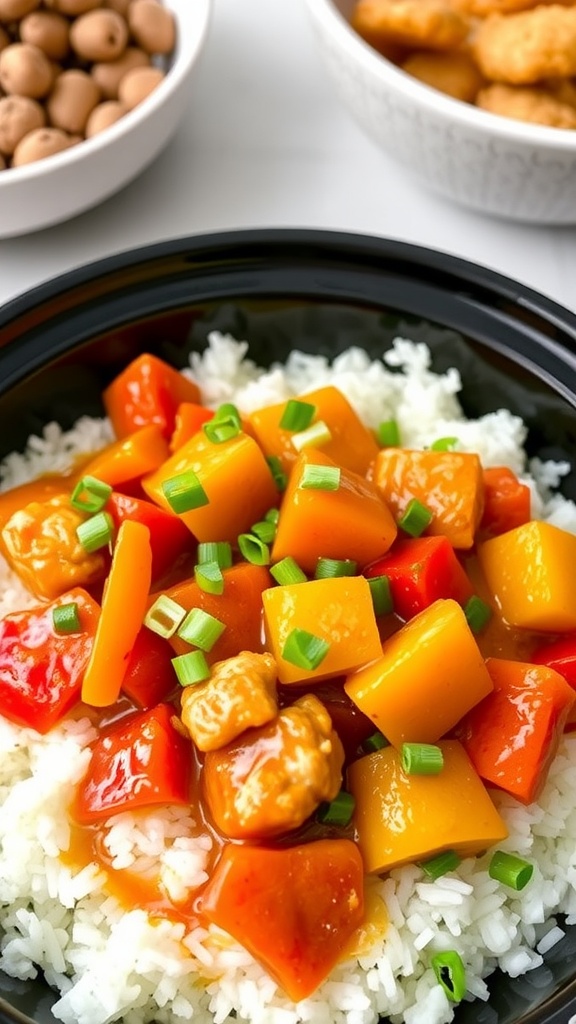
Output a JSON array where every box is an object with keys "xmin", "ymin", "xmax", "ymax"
[
  {"xmin": 0, "ymin": 0, "xmax": 211, "ymax": 238},
  {"xmin": 304, "ymin": 0, "xmax": 576, "ymax": 223}
]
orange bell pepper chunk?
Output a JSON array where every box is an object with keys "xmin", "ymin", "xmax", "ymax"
[
  {"xmin": 480, "ymin": 466, "xmax": 531, "ymax": 537},
  {"xmin": 169, "ymin": 402, "xmax": 214, "ymax": 451},
  {"xmin": 199, "ymin": 840, "xmax": 365, "ymax": 1001},
  {"xmin": 81, "ymin": 424, "xmax": 170, "ymax": 489},
  {"xmin": 103, "ymin": 353, "xmax": 201, "ymax": 440},
  {"xmin": 81, "ymin": 520, "xmax": 152, "ymax": 708}
]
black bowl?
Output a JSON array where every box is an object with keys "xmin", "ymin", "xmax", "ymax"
[{"xmin": 0, "ymin": 228, "xmax": 575, "ymax": 1024}]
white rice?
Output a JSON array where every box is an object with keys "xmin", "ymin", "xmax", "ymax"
[{"xmin": 1, "ymin": 333, "xmax": 576, "ymax": 1024}]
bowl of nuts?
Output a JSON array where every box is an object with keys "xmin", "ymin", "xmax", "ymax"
[
  {"xmin": 304, "ymin": 0, "xmax": 576, "ymax": 223},
  {"xmin": 0, "ymin": 0, "xmax": 211, "ymax": 237}
]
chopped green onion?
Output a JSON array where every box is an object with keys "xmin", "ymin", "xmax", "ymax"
[
  {"xmin": 464, "ymin": 594, "xmax": 493, "ymax": 634},
  {"xmin": 398, "ymin": 498, "xmax": 433, "ymax": 537},
  {"xmin": 194, "ymin": 560, "xmax": 224, "ymax": 595},
  {"xmin": 270, "ymin": 556, "xmax": 307, "ymax": 585},
  {"xmin": 144, "ymin": 594, "xmax": 186, "ymax": 638},
  {"xmin": 172, "ymin": 650, "xmax": 210, "ymax": 688},
  {"xmin": 282, "ymin": 628, "xmax": 330, "ymax": 671},
  {"xmin": 267, "ymin": 455, "xmax": 288, "ymax": 491},
  {"xmin": 70, "ymin": 475, "xmax": 112, "ymax": 514},
  {"xmin": 279, "ymin": 399, "xmax": 316, "ymax": 432},
  {"xmin": 251, "ymin": 519, "xmax": 276, "ymax": 544},
  {"xmin": 401, "ymin": 742, "xmax": 444, "ymax": 775},
  {"xmin": 431, "ymin": 950, "xmax": 466, "ymax": 1003},
  {"xmin": 238, "ymin": 532, "xmax": 270, "ymax": 565},
  {"xmin": 430, "ymin": 436, "xmax": 459, "ymax": 452},
  {"xmin": 264, "ymin": 507, "xmax": 280, "ymax": 525},
  {"xmin": 377, "ymin": 419, "xmax": 401, "ymax": 447},
  {"xmin": 489, "ymin": 851, "xmax": 534, "ymax": 891},
  {"xmin": 197, "ymin": 541, "xmax": 232, "ymax": 569},
  {"xmin": 314, "ymin": 557, "xmax": 357, "ymax": 579},
  {"xmin": 214, "ymin": 402, "xmax": 241, "ymax": 426},
  {"xmin": 162, "ymin": 471, "xmax": 208, "ymax": 514},
  {"xmin": 291, "ymin": 420, "xmax": 332, "ymax": 452},
  {"xmin": 203, "ymin": 415, "xmax": 241, "ymax": 444},
  {"xmin": 299, "ymin": 464, "xmax": 341, "ymax": 491},
  {"xmin": 52, "ymin": 602, "xmax": 81, "ymax": 634},
  {"xmin": 316, "ymin": 790, "xmax": 355, "ymax": 826},
  {"xmin": 420, "ymin": 850, "xmax": 461, "ymax": 880},
  {"xmin": 177, "ymin": 608, "xmax": 225, "ymax": 651},
  {"xmin": 362, "ymin": 731, "xmax": 389, "ymax": 753},
  {"xmin": 367, "ymin": 574, "xmax": 394, "ymax": 615},
  {"xmin": 76, "ymin": 510, "xmax": 114, "ymax": 552}
]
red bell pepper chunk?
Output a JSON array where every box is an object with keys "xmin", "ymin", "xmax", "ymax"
[
  {"xmin": 200, "ymin": 839, "xmax": 364, "ymax": 1001},
  {"xmin": 103, "ymin": 353, "xmax": 201, "ymax": 440},
  {"xmin": 364, "ymin": 535, "xmax": 473, "ymax": 621},
  {"xmin": 481, "ymin": 467, "xmax": 531, "ymax": 536},
  {"xmin": 531, "ymin": 633, "xmax": 576, "ymax": 689},
  {"xmin": 456, "ymin": 657, "xmax": 575, "ymax": 804},
  {"xmin": 106, "ymin": 491, "xmax": 193, "ymax": 583},
  {"xmin": 121, "ymin": 627, "xmax": 178, "ymax": 709},
  {"xmin": 0, "ymin": 588, "xmax": 100, "ymax": 734},
  {"xmin": 73, "ymin": 703, "xmax": 191, "ymax": 825}
]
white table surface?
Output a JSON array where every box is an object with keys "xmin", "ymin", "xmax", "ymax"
[{"xmin": 2, "ymin": 0, "xmax": 576, "ymax": 314}]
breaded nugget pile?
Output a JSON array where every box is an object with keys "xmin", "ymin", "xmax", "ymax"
[{"xmin": 351, "ymin": 0, "xmax": 576, "ymax": 128}]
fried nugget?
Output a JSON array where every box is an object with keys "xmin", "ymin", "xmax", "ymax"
[
  {"xmin": 453, "ymin": 0, "xmax": 573, "ymax": 19},
  {"xmin": 472, "ymin": 6, "xmax": 576, "ymax": 84},
  {"xmin": 401, "ymin": 49, "xmax": 485, "ymax": 100},
  {"xmin": 351, "ymin": 0, "xmax": 471, "ymax": 51},
  {"xmin": 477, "ymin": 81, "xmax": 576, "ymax": 125}
]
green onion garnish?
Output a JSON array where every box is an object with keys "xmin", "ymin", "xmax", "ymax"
[
  {"xmin": 282, "ymin": 628, "xmax": 330, "ymax": 671},
  {"xmin": 203, "ymin": 415, "xmax": 241, "ymax": 444},
  {"xmin": 214, "ymin": 402, "xmax": 242, "ymax": 426},
  {"xmin": 197, "ymin": 541, "xmax": 232, "ymax": 569},
  {"xmin": 291, "ymin": 420, "xmax": 332, "ymax": 452},
  {"xmin": 420, "ymin": 849, "xmax": 461, "ymax": 880},
  {"xmin": 299, "ymin": 464, "xmax": 340, "ymax": 491},
  {"xmin": 172, "ymin": 650, "xmax": 211, "ymax": 688},
  {"xmin": 430, "ymin": 436, "xmax": 459, "ymax": 452},
  {"xmin": 267, "ymin": 455, "xmax": 288, "ymax": 491},
  {"xmin": 279, "ymin": 399, "xmax": 316, "ymax": 432},
  {"xmin": 177, "ymin": 608, "xmax": 225, "ymax": 651},
  {"xmin": 398, "ymin": 498, "xmax": 433, "ymax": 537},
  {"xmin": 144, "ymin": 594, "xmax": 186, "ymax": 638},
  {"xmin": 251, "ymin": 519, "xmax": 276, "ymax": 544},
  {"xmin": 76, "ymin": 510, "xmax": 114, "ymax": 552},
  {"xmin": 70, "ymin": 475, "xmax": 112, "ymax": 514},
  {"xmin": 194, "ymin": 560, "xmax": 224, "ymax": 595},
  {"xmin": 162, "ymin": 471, "xmax": 209, "ymax": 514},
  {"xmin": 264, "ymin": 507, "xmax": 279, "ymax": 525},
  {"xmin": 237, "ymin": 532, "xmax": 270, "ymax": 565},
  {"xmin": 270, "ymin": 556, "xmax": 307, "ymax": 585},
  {"xmin": 314, "ymin": 557, "xmax": 357, "ymax": 579},
  {"xmin": 377, "ymin": 419, "xmax": 401, "ymax": 447},
  {"xmin": 362, "ymin": 731, "xmax": 389, "ymax": 753},
  {"xmin": 367, "ymin": 574, "xmax": 394, "ymax": 615},
  {"xmin": 52, "ymin": 602, "xmax": 81, "ymax": 634},
  {"xmin": 316, "ymin": 790, "xmax": 355, "ymax": 826},
  {"xmin": 489, "ymin": 851, "xmax": 534, "ymax": 891},
  {"xmin": 464, "ymin": 594, "xmax": 492, "ymax": 634},
  {"xmin": 401, "ymin": 742, "xmax": 444, "ymax": 775},
  {"xmin": 431, "ymin": 950, "xmax": 466, "ymax": 1002}
]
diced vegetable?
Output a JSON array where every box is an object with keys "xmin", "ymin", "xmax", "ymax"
[
  {"xmin": 431, "ymin": 950, "xmax": 466, "ymax": 1002},
  {"xmin": 262, "ymin": 576, "xmax": 383, "ymax": 685},
  {"xmin": 81, "ymin": 424, "xmax": 170, "ymax": 488},
  {"xmin": 346, "ymin": 740, "xmax": 508, "ymax": 874},
  {"xmin": 373, "ymin": 448, "xmax": 484, "ymax": 549},
  {"xmin": 532, "ymin": 633, "xmax": 576, "ymax": 688},
  {"xmin": 345, "ymin": 599, "xmax": 493, "ymax": 747},
  {"xmin": 481, "ymin": 466, "xmax": 531, "ymax": 536},
  {"xmin": 103, "ymin": 353, "xmax": 201, "ymax": 440},
  {"xmin": 199, "ymin": 839, "xmax": 364, "ymax": 1001},
  {"xmin": 455, "ymin": 657, "xmax": 575, "ymax": 804},
  {"xmin": 364, "ymin": 535, "xmax": 474, "ymax": 621},
  {"xmin": 0, "ymin": 588, "xmax": 100, "ymax": 733},
  {"xmin": 120, "ymin": 627, "xmax": 177, "ymax": 708},
  {"xmin": 106, "ymin": 490, "xmax": 192, "ymax": 582},
  {"xmin": 478, "ymin": 520, "xmax": 576, "ymax": 631},
  {"xmin": 73, "ymin": 703, "xmax": 191, "ymax": 824},
  {"xmin": 169, "ymin": 402, "xmax": 215, "ymax": 451},
  {"xmin": 489, "ymin": 850, "xmax": 534, "ymax": 891}
]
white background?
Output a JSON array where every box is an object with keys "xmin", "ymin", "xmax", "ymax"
[{"xmin": 2, "ymin": 0, "xmax": 576, "ymax": 313}]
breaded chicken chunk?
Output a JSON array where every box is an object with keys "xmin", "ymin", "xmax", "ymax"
[
  {"xmin": 477, "ymin": 82, "xmax": 576, "ymax": 126},
  {"xmin": 473, "ymin": 6, "xmax": 576, "ymax": 84},
  {"xmin": 453, "ymin": 0, "xmax": 572, "ymax": 20},
  {"xmin": 352, "ymin": 0, "xmax": 471, "ymax": 51},
  {"xmin": 401, "ymin": 49, "xmax": 485, "ymax": 101}
]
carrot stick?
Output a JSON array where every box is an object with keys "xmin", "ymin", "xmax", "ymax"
[{"xmin": 81, "ymin": 520, "xmax": 152, "ymax": 707}]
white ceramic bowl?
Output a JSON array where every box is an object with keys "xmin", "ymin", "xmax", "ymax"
[
  {"xmin": 304, "ymin": 0, "xmax": 576, "ymax": 224},
  {"xmin": 0, "ymin": 0, "xmax": 211, "ymax": 238}
]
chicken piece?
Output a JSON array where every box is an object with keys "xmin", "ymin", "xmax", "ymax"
[
  {"xmin": 351, "ymin": 0, "xmax": 471, "ymax": 52},
  {"xmin": 1, "ymin": 494, "xmax": 107, "ymax": 600},
  {"xmin": 180, "ymin": 650, "xmax": 278, "ymax": 753},
  {"xmin": 477, "ymin": 82, "xmax": 576, "ymax": 126},
  {"xmin": 401, "ymin": 49, "xmax": 485, "ymax": 101},
  {"xmin": 472, "ymin": 6, "xmax": 576, "ymax": 85},
  {"xmin": 452, "ymin": 0, "xmax": 572, "ymax": 19},
  {"xmin": 202, "ymin": 694, "xmax": 345, "ymax": 839}
]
